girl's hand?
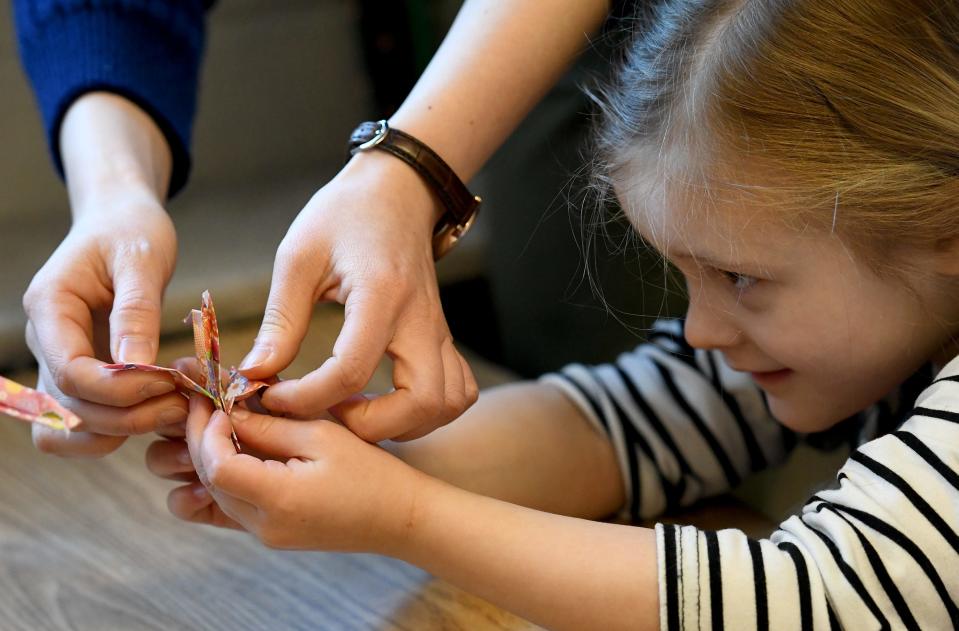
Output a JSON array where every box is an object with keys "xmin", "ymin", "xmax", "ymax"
[{"xmin": 167, "ymin": 395, "xmax": 422, "ymax": 552}]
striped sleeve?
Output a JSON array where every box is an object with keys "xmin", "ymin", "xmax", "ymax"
[
  {"xmin": 539, "ymin": 319, "xmax": 794, "ymax": 521},
  {"xmin": 656, "ymin": 364, "xmax": 959, "ymax": 630}
]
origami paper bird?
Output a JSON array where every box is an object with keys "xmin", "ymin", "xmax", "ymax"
[{"xmin": 105, "ymin": 290, "xmax": 271, "ymax": 449}]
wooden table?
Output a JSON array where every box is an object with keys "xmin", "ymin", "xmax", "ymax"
[{"xmin": 0, "ymin": 306, "xmax": 775, "ymax": 630}]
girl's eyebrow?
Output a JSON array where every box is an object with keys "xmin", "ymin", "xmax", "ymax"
[
  {"xmin": 629, "ymin": 216, "xmax": 760, "ymax": 271},
  {"xmin": 670, "ymin": 251, "xmax": 736, "ymax": 269}
]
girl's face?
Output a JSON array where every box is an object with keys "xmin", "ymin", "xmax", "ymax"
[{"xmin": 619, "ymin": 179, "xmax": 959, "ymax": 432}]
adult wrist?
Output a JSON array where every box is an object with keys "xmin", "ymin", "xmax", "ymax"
[
  {"xmin": 347, "ymin": 120, "xmax": 481, "ymax": 259},
  {"xmin": 338, "ymin": 148, "xmax": 446, "ymax": 228},
  {"xmin": 60, "ymin": 92, "xmax": 172, "ymax": 211},
  {"xmin": 387, "ymin": 109, "xmax": 478, "ymax": 183}
]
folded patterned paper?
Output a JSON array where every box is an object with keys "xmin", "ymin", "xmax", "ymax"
[
  {"xmin": 0, "ymin": 376, "xmax": 82, "ymax": 431},
  {"xmin": 0, "ymin": 291, "xmax": 270, "ymax": 444},
  {"xmin": 106, "ymin": 290, "xmax": 272, "ymax": 449}
]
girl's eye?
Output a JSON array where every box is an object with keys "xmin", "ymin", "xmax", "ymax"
[{"xmin": 718, "ymin": 269, "xmax": 758, "ymax": 290}]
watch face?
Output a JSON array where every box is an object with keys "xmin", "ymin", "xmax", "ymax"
[{"xmin": 351, "ymin": 120, "xmax": 388, "ymax": 151}]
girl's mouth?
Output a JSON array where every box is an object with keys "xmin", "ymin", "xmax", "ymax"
[{"xmin": 750, "ymin": 368, "xmax": 793, "ymax": 387}]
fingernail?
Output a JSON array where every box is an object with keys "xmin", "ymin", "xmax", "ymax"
[
  {"xmin": 230, "ymin": 407, "xmax": 249, "ymax": 421},
  {"xmin": 158, "ymin": 407, "xmax": 187, "ymax": 426},
  {"xmin": 238, "ymin": 344, "xmax": 272, "ymax": 370},
  {"xmin": 118, "ymin": 337, "xmax": 154, "ymax": 364},
  {"xmin": 193, "ymin": 484, "xmax": 209, "ymax": 500},
  {"xmin": 177, "ymin": 446, "xmax": 192, "ymax": 465},
  {"xmin": 142, "ymin": 381, "xmax": 176, "ymax": 398}
]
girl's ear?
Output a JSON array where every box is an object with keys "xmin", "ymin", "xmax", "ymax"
[{"xmin": 932, "ymin": 237, "xmax": 959, "ymax": 277}]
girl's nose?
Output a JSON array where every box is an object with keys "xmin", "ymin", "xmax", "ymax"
[{"xmin": 682, "ymin": 287, "xmax": 741, "ymax": 351}]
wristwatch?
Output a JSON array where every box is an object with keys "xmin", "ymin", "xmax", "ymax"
[{"xmin": 348, "ymin": 120, "xmax": 481, "ymax": 260}]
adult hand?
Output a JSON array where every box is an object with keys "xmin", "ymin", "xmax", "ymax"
[
  {"xmin": 161, "ymin": 395, "xmax": 423, "ymax": 552},
  {"xmin": 23, "ymin": 92, "xmax": 184, "ymax": 457},
  {"xmin": 24, "ymin": 194, "xmax": 183, "ymax": 456},
  {"xmin": 238, "ymin": 151, "xmax": 478, "ymax": 443},
  {"xmin": 234, "ymin": 0, "xmax": 613, "ymax": 443}
]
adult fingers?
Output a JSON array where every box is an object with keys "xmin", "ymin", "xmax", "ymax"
[
  {"xmin": 24, "ymin": 288, "xmax": 99, "ymax": 398},
  {"xmin": 64, "ymin": 391, "xmax": 187, "ymax": 436},
  {"xmin": 108, "ymin": 262, "xmax": 166, "ymax": 365},
  {"xmin": 155, "ymin": 421, "xmax": 187, "ymax": 438},
  {"xmin": 460, "ymin": 350, "xmax": 480, "ymax": 414},
  {"xmin": 31, "ymin": 422, "xmax": 127, "ymax": 458},
  {"xmin": 34, "ymin": 354, "xmax": 183, "ymax": 435},
  {"xmin": 171, "ymin": 357, "xmax": 203, "ymax": 383},
  {"xmin": 390, "ymin": 337, "xmax": 474, "ymax": 442},
  {"xmin": 236, "ymin": 245, "xmax": 317, "ymax": 378},
  {"xmin": 325, "ymin": 327, "xmax": 454, "ymax": 443},
  {"xmin": 29, "ymin": 356, "xmax": 128, "ymax": 458},
  {"xmin": 258, "ymin": 285, "xmax": 396, "ymax": 420},
  {"xmin": 28, "ymin": 322, "xmax": 175, "ymax": 407}
]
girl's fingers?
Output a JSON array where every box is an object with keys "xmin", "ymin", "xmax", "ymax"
[
  {"xmin": 228, "ymin": 407, "xmax": 322, "ymax": 459},
  {"xmin": 145, "ymin": 438, "xmax": 198, "ymax": 481},
  {"xmin": 185, "ymin": 394, "xmax": 216, "ymax": 489},
  {"xmin": 167, "ymin": 481, "xmax": 248, "ymax": 530},
  {"xmin": 186, "ymin": 398, "xmax": 282, "ymax": 506}
]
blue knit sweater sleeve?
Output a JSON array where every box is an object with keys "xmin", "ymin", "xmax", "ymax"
[{"xmin": 12, "ymin": 0, "xmax": 214, "ymax": 197}]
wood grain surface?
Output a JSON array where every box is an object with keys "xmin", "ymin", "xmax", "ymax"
[{"xmin": 0, "ymin": 305, "xmax": 774, "ymax": 630}]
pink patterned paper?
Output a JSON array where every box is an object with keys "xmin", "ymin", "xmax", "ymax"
[{"xmin": 0, "ymin": 375, "xmax": 81, "ymax": 431}]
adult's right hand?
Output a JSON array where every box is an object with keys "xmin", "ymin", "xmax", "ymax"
[
  {"xmin": 238, "ymin": 151, "xmax": 478, "ymax": 443},
  {"xmin": 22, "ymin": 92, "xmax": 184, "ymax": 457},
  {"xmin": 235, "ymin": 0, "xmax": 614, "ymax": 441}
]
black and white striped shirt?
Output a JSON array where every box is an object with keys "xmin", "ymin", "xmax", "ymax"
[{"xmin": 541, "ymin": 319, "xmax": 957, "ymax": 630}]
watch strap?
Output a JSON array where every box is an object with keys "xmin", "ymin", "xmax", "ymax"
[{"xmin": 348, "ymin": 120, "xmax": 481, "ymax": 230}]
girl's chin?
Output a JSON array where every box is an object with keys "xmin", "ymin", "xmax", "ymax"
[{"xmin": 766, "ymin": 395, "xmax": 847, "ymax": 434}]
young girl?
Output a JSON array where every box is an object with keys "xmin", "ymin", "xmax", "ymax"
[{"xmin": 147, "ymin": 0, "xmax": 959, "ymax": 628}]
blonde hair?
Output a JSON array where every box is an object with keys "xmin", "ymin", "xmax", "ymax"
[{"xmin": 595, "ymin": 0, "xmax": 959, "ymax": 277}]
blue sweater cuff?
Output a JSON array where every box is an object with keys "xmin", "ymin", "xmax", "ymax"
[{"xmin": 14, "ymin": 1, "xmax": 208, "ymax": 198}]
